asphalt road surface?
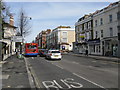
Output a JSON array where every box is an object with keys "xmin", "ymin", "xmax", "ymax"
[{"xmin": 25, "ymin": 54, "xmax": 119, "ymax": 90}]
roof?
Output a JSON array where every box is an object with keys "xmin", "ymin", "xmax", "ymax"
[
  {"xmin": 77, "ymin": 1, "xmax": 119, "ymax": 22},
  {"xmin": 53, "ymin": 26, "xmax": 71, "ymax": 31}
]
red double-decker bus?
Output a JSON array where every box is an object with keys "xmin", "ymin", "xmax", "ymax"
[{"xmin": 25, "ymin": 43, "xmax": 38, "ymax": 56}]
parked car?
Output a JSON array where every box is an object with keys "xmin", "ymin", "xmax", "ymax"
[
  {"xmin": 38, "ymin": 49, "xmax": 48, "ymax": 57},
  {"xmin": 45, "ymin": 50, "xmax": 62, "ymax": 60}
]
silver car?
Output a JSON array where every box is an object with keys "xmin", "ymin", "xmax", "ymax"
[{"xmin": 45, "ymin": 50, "xmax": 62, "ymax": 60}]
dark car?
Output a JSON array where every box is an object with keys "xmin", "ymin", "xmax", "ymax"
[{"xmin": 38, "ymin": 49, "xmax": 48, "ymax": 57}]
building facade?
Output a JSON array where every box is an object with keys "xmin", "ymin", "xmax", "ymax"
[
  {"xmin": 35, "ymin": 29, "xmax": 51, "ymax": 49},
  {"xmin": 46, "ymin": 26, "xmax": 75, "ymax": 51},
  {"xmin": 75, "ymin": 14, "xmax": 93, "ymax": 54},
  {"xmin": 93, "ymin": 1, "xmax": 119, "ymax": 56},
  {"xmin": 2, "ymin": 15, "xmax": 17, "ymax": 60},
  {"xmin": 75, "ymin": 1, "xmax": 120, "ymax": 57}
]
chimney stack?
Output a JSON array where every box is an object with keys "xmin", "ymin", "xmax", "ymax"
[{"xmin": 9, "ymin": 15, "xmax": 14, "ymax": 26}]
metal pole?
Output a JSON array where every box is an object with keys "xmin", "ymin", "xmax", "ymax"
[
  {"xmin": 118, "ymin": 2, "xmax": 120, "ymax": 58},
  {"xmin": 118, "ymin": 26, "xmax": 120, "ymax": 58},
  {"xmin": 20, "ymin": 13, "xmax": 23, "ymax": 54}
]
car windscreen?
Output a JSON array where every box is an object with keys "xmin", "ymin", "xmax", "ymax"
[{"xmin": 51, "ymin": 51, "xmax": 60, "ymax": 53}]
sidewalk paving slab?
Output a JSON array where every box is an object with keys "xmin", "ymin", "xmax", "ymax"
[{"xmin": 1, "ymin": 55, "xmax": 31, "ymax": 89}]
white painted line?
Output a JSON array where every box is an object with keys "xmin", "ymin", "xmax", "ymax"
[
  {"xmin": 29, "ymin": 67, "xmax": 42, "ymax": 88},
  {"xmin": 55, "ymin": 65, "xmax": 64, "ymax": 69},
  {"xmin": 53, "ymin": 80, "xmax": 63, "ymax": 88},
  {"xmin": 42, "ymin": 81, "xmax": 59, "ymax": 89},
  {"xmin": 73, "ymin": 73, "xmax": 105, "ymax": 89},
  {"xmin": 24, "ymin": 57, "xmax": 36, "ymax": 88}
]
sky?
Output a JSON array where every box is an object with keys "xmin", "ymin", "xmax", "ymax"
[{"xmin": 4, "ymin": 0, "xmax": 119, "ymax": 43}]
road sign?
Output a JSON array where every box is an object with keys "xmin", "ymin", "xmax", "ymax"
[{"xmin": 11, "ymin": 36, "xmax": 23, "ymax": 42}]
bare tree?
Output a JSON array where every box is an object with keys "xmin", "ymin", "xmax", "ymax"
[
  {"xmin": 17, "ymin": 8, "xmax": 32, "ymax": 54},
  {"xmin": 1, "ymin": 1, "xmax": 12, "ymax": 22},
  {"xmin": 17, "ymin": 8, "xmax": 32, "ymax": 37}
]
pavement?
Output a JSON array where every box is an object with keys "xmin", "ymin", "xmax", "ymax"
[
  {"xmin": 63, "ymin": 52, "xmax": 120, "ymax": 63},
  {"xmin": 1, "ymin": 55, "xmax": 32, "ymax": 89}
]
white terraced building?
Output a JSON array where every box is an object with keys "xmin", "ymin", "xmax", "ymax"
[
  {"xmin": 74, "ymin": 1, "xmax": 120, "ymax": 57},
  {"xmin": 46, "ymin": 26, "xmax": 75, "ymax": 51},
  {"xmin": 92, "ymin": 1, "xmax": 119, "ymax": 56}
]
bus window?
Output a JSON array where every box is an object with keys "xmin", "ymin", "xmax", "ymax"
[{"xmin": 27, "ymin": 45, "xmax": 37, "ymax": 49}]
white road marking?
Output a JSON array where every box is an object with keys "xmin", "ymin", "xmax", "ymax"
[
  {"xmin": 53, "ymin": 80, "xmax": 63, "ymax": 88},
  {"xmin": 60, "ymin": 79, "xmax": 71, "ymax": 89},
  {"xmin": 42, "ymin": 81, "xmax": 59, "ymax": 90},
  {"xmin": 29, "ymin": 67, "xmax": 42, "ymax": 88},
  {"xmin": 55, "ymin": 64, "xmax": 64, "ymax": 69},
  {"xmin": 72, "ymin": 73, "xmax": 105, "ymax": 89},
  {"xmin": 42, "ymin": 78, "xmax": 83, "ymax": 89},
  {"xmin": 24, "ymin": 57, "xmax": 36, "ymax": 88},
  {"xmin": 63, "ymin": 78, "xmax": 83, "ymax": 88},
  {"xmin": 32, "ymin": 57, "xmax": 34, "ymax": 59}
]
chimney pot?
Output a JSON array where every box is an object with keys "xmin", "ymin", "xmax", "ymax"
[{"xmin": 9, "ymin": 15, "xmax": 14, "ymax": 26}]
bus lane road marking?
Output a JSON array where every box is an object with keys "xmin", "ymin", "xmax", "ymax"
[{"xmin": 42, "ymin": 78, "xmax": 83, "ymax": 90}]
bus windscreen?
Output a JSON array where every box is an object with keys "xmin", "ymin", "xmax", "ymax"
[{"xmin": 27, "ymin": 45, "xmax": 37, "ymax": 49}]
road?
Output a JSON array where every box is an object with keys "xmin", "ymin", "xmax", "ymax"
[{"xmin": 25, "ymin": 54, "xmax": 118, "ymax": 90}]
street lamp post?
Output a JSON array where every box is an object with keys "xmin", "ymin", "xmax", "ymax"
[
  {"xmin": 118, "ymin": 26, "xmax": 120, "ymax": 58},
  {"xmin": 20, "ymin": 12, "xmax": 31, "ymax": 54},
  {"xmin": 118, "ymin": 2, "xmax": 120, "ymax": 58},
  {"xmin": 20, "ymin": 13, "xmax": 23, "ymax": 54}
]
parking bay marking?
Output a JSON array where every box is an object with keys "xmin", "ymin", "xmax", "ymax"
[{"xmin": 42, "ymin": 78, "xmax": 83, "ymax": 89}]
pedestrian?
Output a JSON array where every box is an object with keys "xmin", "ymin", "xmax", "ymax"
[
  {"xmin": 85, "ymin": 49, "xmax": 88, "ymax": 56},
  {"xmin": 15, "ymin": 49, "xmax": 18, "ymax": 55}
]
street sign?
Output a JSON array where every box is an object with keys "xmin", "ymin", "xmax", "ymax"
[{"xmin": 11, "ymin": 36, "xmax": 23, "ymax": 42}]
